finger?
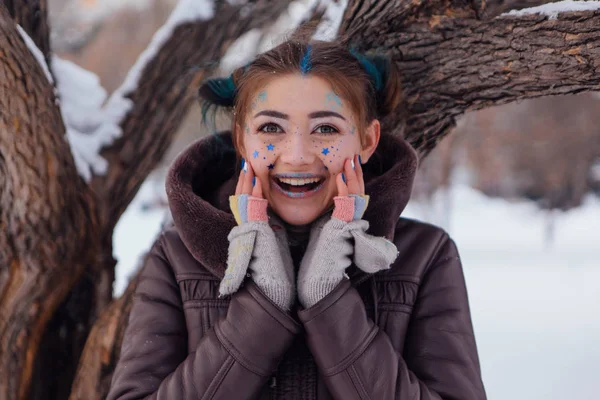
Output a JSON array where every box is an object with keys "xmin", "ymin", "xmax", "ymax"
[
  {"xmin": 241, "ymin": 162, "xmax": 254, "ymax": 194},
  {"xmin": 235, "ymin": 169, "xmax": 244, "ymax": 195},
  {"xmin": 251, "ymin": 174, "xmax": 264, "ymax": 198},
  {"xmin": 344, "ymin": 158, "xmax": 361, "ymax": 195},
  {"xmin": 336, "ymin": 172, "xmax": 349, "ymax": 196},
  {"xmin": 355, "ymin": 154, "xmax": 365, "ymax": 194}
]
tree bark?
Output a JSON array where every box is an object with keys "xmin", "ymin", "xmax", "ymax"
[
  {"xmin": 69, "ymin": 269, "xmax": 141, "ymax": 400},
  {"xmin": 0, "ymin": 5, "xmax": 97, "ymax": 399}
]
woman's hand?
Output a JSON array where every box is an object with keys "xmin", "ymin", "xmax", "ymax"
[
  {"xmin": 331, "ymin": 155, "xmax": 369, "ymax": 223},
  {"xmin": 220, "ymin": 160, "xmax": 296, "ymax": 311},
  {"xmin": 335, "ymin": 154, "xmax": 364, "ymax": 196},
  {"xmin": 235, "ymin": 160, "xmax": 264, "ymax": 199},
  {"xmin": 297, "ymin": 154, "xmax": 398, "ymax": 308}
]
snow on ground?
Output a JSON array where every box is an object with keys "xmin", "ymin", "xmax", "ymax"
[
  {"xmin": 114, "ymin": 182, "xmax": 600, "ymax": 399},
  {"xmin": 404, "ymin": 186, "xmax": 600, "ymax": 400},
  {"xmin": 501, "ymin": 0, "xmax": 600, "ymax": 20}
]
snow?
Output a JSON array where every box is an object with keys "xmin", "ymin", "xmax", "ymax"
[
  {"xmin": 104, "ymin": 0, "xmax": 215, "ymax": 132},
  {"xmin": 16, "ymin": 26, "xmax": 116, "ymax": 181},
  {"xmin": 16, "ymin": 26, "xmax": 53, "ymax": 84},
  {"xmin": 313, "ymin": 0, "xmax": 348, "ymax": 41},
  {"xmin": 52, "ymin": 57, "xmax": 121, "ymax": 181},
  {"xmin": 502, "ymin": 0, "xmax": 600, "ymax": 20},
  {"xmin": 20, "ymin": 0, "xmax": 216, "ymax": 181},
  {"xmin": 114, "ymin": 180, "xmax": 600, "ymax": 399},
  {"xmin": 113, "ymin": 178, "xmax": 169, "ymax": 296}
]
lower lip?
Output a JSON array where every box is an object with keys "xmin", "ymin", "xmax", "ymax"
[{"xmin": 273, "ymin": 179, "xmax": 325, "ymax": 199}]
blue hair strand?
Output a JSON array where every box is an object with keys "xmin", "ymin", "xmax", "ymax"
[{"xmin": 300, "ymin": 45, "xmax": 313, "ymax": 75}]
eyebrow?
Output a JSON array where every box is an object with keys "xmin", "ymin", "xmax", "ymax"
[{"xmin": 253, "ymin": 110, "xmax": 346, "ymax": 121}]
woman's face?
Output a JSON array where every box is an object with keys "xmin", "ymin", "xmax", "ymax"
[{"xmin": 240, "ymin": 74, "xmax": 380, "ymax": 226}]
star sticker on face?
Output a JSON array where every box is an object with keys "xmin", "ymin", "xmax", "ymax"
[
  {"xmin": 267, "ymin": 144, "xmax": 275, "ymax": 151},
  {"xmin": 253, "ymin": 150, "xmax": 259, "ymax": 159},
  {"xmin": 322, "ymin": 148, "xmax": 330, "ymax": 156},
  {"xmin": 268, "ymin": 163, "xmax": 275, "ymax": 170}
]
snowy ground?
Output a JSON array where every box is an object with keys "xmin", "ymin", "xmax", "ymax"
[{"xmin": 114, "ymin": 181, "xmax": 600, "ymax": 400}]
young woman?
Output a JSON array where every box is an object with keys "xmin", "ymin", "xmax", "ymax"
[{"xmin": 107, "ymin": 40, "xmax": 487, "ymax": 400}]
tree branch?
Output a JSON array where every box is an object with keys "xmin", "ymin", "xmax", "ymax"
[
  {"xmin": 342, "ymin": 1, "xmax": 600, "ymax": 156},
  {"xmin": 1, "ymin": 0, "xmax": 50, "ymax": 59}
]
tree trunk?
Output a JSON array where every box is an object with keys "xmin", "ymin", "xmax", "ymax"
[
  {"xmin": 0, "ymin": 6, "xmax": 98, "ymax": 399},
  {"xmin": 3, "ymin": 0, "xmax": 600, "ymax": 399}
]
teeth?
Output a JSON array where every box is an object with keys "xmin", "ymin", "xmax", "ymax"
[{"xmin": 278, "ymin": 177, "xmax": 321, "ymax": 186}]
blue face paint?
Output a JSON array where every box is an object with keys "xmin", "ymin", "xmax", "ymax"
[
  {"xmin": 322, "ymin": 148, "xmax": 330, "ymax": 155},
  {"xmin": 267, "ymin": 144, "xmax": 275, "ymax": 151},
  {"xmin": 253, "ymin": 150, "xmax": 259, "ymax": 159},
  {"xmin": 257, "ymin": 90, "xmax": 267, "ymax": 102},
  {"xmin": 326, "ymin": 92, "xmax": 343, "ymax": 108}
]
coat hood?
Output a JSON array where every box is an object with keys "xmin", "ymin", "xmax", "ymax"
[{"xmin": 166, "ymin": 131, "xmax": 418, "ymax": 278}]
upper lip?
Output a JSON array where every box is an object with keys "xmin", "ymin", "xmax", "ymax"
[{"xmin": 273, "ymin": 173, "xmax": 325, "ymax": 180}]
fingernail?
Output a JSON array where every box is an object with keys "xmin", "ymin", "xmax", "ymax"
[
  {"xmin": 351, "ymin": 159, "xmax": 355, "ymax": 170},
  {"xmin": 252, "ymin": 177, "xmax": 256, "ymax": 187},
  {"xmin": 242, "ymin": 159, "xmax": 248, "ymax": 173},
  {"xmin": 358, "ymin": 154, "xmax": 363, "ymax": 165},
  {"xmin": 342, "ymin": 173, "xmax": 346, "ymax": 184}
]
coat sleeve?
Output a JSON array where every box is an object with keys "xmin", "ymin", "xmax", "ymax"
[
  {"xmin": 107, "ymin": 235, "xmax": 301, "ymax": 400},
  {"xmin": 297, "ymin": 235, "xmax": 487, "ymax": 400}
]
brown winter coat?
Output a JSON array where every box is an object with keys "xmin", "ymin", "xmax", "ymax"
[{"xmin": 107, "ymin": 132, "xmax": 487, "ymax": 400}]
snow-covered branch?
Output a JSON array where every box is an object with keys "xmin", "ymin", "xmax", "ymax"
[{"xmin": 501, "ymin": 0, "xmax": 600, "ymax": 19}]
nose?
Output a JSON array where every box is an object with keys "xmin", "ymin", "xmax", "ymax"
[{"xmin": 279, "ymin": 132, "xmax": 317, "ymax": 167}]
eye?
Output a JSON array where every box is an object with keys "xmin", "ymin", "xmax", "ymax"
[
  {"xmin": 258, "ymin": 123, "xmax": 284, "ymax": 134},
  {"xmin": 314, "ymin": 125, "xmax": 339, "ymax": 135}
]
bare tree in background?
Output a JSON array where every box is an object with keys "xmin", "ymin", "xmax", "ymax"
[{"xmin": 2, "ymin": 0, "xmax": 600, "ymax": 399}]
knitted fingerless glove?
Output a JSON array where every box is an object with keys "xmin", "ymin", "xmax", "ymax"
[
  {"xmin": 219, "ymin": 194, "xmax": 295, "ymax": 310},
  {"xmin": 297, "ymin": 194, "xmax": 399, "ymax": 308}
]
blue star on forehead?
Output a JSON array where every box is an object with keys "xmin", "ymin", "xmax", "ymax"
[
  {"xmin": 267, "ymin": 143, "xmax": 275, "ymax": 151},
  {"xmin": 253, "ymin": 150, "xmax": 259, "ymax": 158},
  {"xmin": 268, "ymin": 163, "xmax": 275, "ymax": 170},
  {"xmin": 322, "ymin": 147, "xmax": 330, "ymax": 155}
]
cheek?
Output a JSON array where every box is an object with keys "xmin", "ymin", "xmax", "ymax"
[
  {"xmin": 245, "ymin": 137, "xmax": 279, "ymax": 173},
  {"xmin": 313, "ymin": 136, "xmax": 358, "ymax": 173}
]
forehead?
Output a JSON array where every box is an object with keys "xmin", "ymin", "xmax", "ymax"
[{"xmin": 251, "ymin": 74, "xmax": 350, "ymax": 116}]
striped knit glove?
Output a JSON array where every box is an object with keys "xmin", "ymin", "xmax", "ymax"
[
  {"xmin": 298, "ymin": 194, "xmax": 399, "ymax": 308},
  {"xmin": 219, "ymin": 194, "xmax": 295, "ymax": 310}
]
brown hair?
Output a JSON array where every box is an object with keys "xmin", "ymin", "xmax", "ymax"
[{"xmin": 199, "ymin": 39, "xmax": 403, "ymax": 154}]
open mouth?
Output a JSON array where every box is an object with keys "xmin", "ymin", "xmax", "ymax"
[{"xmin": 272, "ymin": 175, "xmax": 325, "ymax": 197}]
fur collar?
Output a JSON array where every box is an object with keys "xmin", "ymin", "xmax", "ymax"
[{"xmin": 166, "ymin": 132, "xmax": 418, "ymax": 278}]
